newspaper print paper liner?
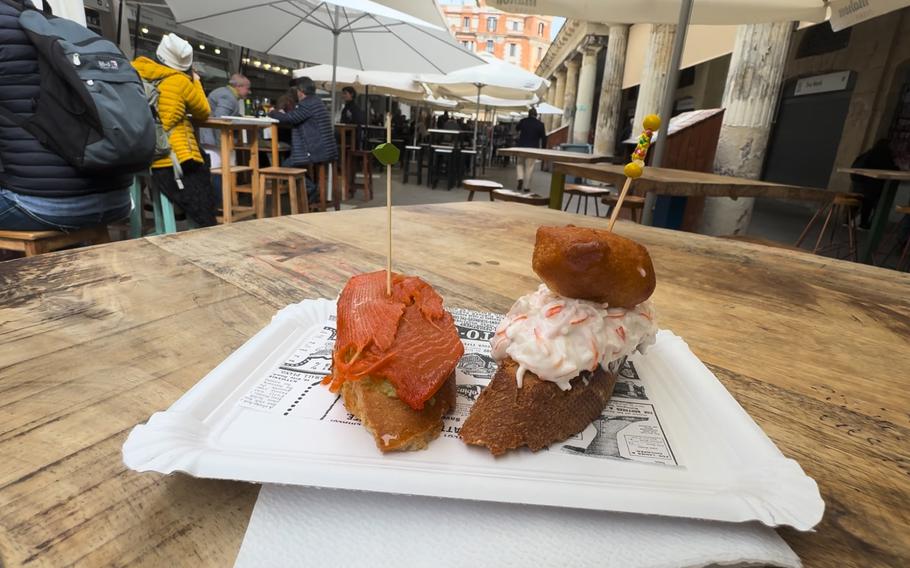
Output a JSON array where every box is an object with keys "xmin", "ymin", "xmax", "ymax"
[{"xmin": 122, "ymin": 299, "xmax": 824, "ymax": 530}]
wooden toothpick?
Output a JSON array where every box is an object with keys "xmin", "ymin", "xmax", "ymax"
[
  {"xmin": 386, "ymin": 112, "xmax": 392, "ymax": 296},
  {"xmin": 607, "ymin": 177, "xmax": 633, "ymax": 232}
]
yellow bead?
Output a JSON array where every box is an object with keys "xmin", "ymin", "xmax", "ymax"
[
  {"xmin": 624, "ymin": 161, "xmax": 643, "ymax": 179},
  {"xmin": 643, "ymin": 114, "xmax": 661, "ymax": 131}
]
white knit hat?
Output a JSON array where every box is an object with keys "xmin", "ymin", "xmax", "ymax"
[{"xmin": 156, "ymin": 33, "xmax": 193, "ymax": 71}]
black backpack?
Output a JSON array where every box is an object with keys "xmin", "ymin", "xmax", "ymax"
[{"xmin": 0, "ymin": 0, "xmax": 156, "ymax": 174}]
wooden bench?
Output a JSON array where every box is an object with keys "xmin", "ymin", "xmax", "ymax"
[
  {"xmin": 492, "ymin": 189, "xmax": 549, "ymax": 206},
  {"xmin": 463, "ymin": 179, "xmax": 503, "ymax": 201},
  {"xmin": 565, "ymin": 183, "xmax": 612, "ymax": 216},
  {"xmin": 0, "ymin": 226, "xmax": 110, "ymax": 257}
]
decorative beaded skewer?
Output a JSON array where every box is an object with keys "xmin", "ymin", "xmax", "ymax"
[
  {"xmin": 607, "ymin": 114, "xmax": 661, "ymax": 231},
  {"xmin": 372, "ymin": 114, "xmax": 400, "ymax": 295}
]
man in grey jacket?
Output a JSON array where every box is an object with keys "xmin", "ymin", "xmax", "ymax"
[
  {"xmin": 201, "ymin": 74, "xmax": 250, "ymax": 199},
  {"xmin": 201, "ymin": 74, "xmax": 250, "ymax": 150}
]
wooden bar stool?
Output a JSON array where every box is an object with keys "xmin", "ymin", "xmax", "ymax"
[
  {"xmin": 463, "ymin": 179, "xmax": 503, "ymax": 201},
  {"xmin": 0, "ymin": 226, "xmax": 110, "ymax": 257},
  {"xmin": 601, "ymin": 194, "xmax": 645, "ymax": 223},
  {"xmin": 565, "ymin": 183, "xmax": 613, "ymax": 216},
  {"xmin": 401, "ymin": 145, "xmax": 423, "ymax": 185},
  {"xmin": 795, "ymin": 193, "xmax": 862, "ymax": 261},
  {"xmin": 875, "ymin": 205, "xmax": 910, "ymax": 270},
  {"xmin": 349, "ymin": 149, "xmax": 373, "ymax": 201},
  {"xmin": 459, "ymin": 148, "xmax": 478, "ymax": 181},
  {"xmin": 897, "ymin": 206, "xmax": 910, "ymax": 271},
  {"xmin": 430, "ymin": 147, "xmax": 456, "ymax": 190},
  {"xmin": 259, "ymin": 166, "xmax": 308, "ymax": 217},
  {"xmin": 492, "ymin": 188, "xmax": 549, "ymax": 206}
]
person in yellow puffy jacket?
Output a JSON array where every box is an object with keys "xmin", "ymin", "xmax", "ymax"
[{"xmin": 133, "ymin": 34, "xmax": 216, "ymax": 226}]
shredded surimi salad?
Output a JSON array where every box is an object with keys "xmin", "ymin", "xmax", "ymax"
[{"xmin": 491, "ymin": 284, "xmax": 657, "ymax": 390}]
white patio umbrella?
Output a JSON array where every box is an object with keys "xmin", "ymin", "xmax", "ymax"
[
  {"xmin": 453, "ymin": 95, "xmax": 563, "ymax": 116},
  {"xmin": 535, "ymin": 103, "xmax": 564, "ymax": 116},
  {"xmin": 165, "ymin": 0, "xmax": 482, "ymax": 200},
  {"xmin": 422, "ymin": 53, "xmax": 549, "ymax": 149},
  {"xmin": 292, "ymin": 65, "xmax": 425, "ymax": 100}
]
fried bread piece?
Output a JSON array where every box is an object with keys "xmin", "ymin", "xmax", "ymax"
[
  {"xmin": 459, "ymin": 358, "xmax": 618, "ymax": 456},
  {"xmin": 532, "ymin": 225, "xmax": 656, "ymax": 308},
  {"xmin": 341, "ymin": 374, "xmax": 456, "ymax": 452}
]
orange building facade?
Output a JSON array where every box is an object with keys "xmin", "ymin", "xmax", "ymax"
[{"xmin": 442, "ymin": 1, "xmax": 553, "ymax": 72}]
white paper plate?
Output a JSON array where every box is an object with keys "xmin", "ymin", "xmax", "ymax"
[{"xmin": 122, "ymin": 300, "xmax": 824, "ymax": 530}]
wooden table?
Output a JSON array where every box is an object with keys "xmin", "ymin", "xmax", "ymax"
[
  {"xmin": 1, "ymin": 202, "xmax": 908, "ymax": 567},
  {"xmin": 202, "ymin": 119, "xmax": 279, "ymax": 224},
  {"xmin": 837, "ymin": 167, "xmax": 910, "ymax": 263},
  {"xmin": 498, "ymin": 147, "xmax": 615, "ymax": 165},
  {"xmin": 551, "ymin": 162, "xmax": 837, "ymax": 215}
]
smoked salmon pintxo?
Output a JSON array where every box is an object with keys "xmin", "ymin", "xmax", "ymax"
[{"xmin": 325, "ymin": 271, "xmax": 464, "ymax": 452}]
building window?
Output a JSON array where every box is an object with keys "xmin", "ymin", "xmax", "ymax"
[
  {"xmin": 487, "ymin": 16, "xmax": 497, "ymax": 31},
  {"xmin": 509, "ymin": 43, "xmax": 517, "ymax": 57},
  {"xmin": 462, "ymin": 40, "xmax": 469, "ymax": 48},
  {"xmin": 486, "ymin": 39, "xmax": 494, "ymax": 53},
  {"xmin": 538, "ymin": 22, "xmax": 545, "ymax": 36},
  {"xmin": 510, "ymin": 20, "xmax": 522, "ymax": 32},
  {"xmin": 537, "ymin": 46, "xmax": 543, "ymax": 60},
  {"xmin": 463, "ymin": 16, "xmax": 470, "ymax": 30}
]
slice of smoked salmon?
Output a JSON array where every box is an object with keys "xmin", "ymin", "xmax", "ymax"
[{"xmin": 324, "ymin": 271, "xmax": 464, "ymax": 410}]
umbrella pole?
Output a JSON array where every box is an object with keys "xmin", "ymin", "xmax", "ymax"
[
  {"xmin": 328, "ymin": 5, "xmax": 340, "ymax": 206},
  {"xmin": 473, "ymin": 84, "xmax": 481, "ymax": 150},
  {"xmin": 641, "ymin": 0, "xmax": 692, "ymax": 226}
]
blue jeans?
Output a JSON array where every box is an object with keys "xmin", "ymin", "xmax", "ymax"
[{"xmin": 0, "ymin": 191, "xmax": 131, "ymax": 232}]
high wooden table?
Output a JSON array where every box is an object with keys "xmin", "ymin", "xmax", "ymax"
[
  {"xmin": 551, "ymin": 162, "xmax": 836, "ymax": 218},
  {"xmin": 1, "ymin": 203, "xmax": 908, "ymax": 567},
  {"xmin": 837, "ymin": 167, "xmax": 910, "ymax": 263},
  {"xmin": 498, "ymin": 146, "xmax": 615, "ymax": 165},
  {"xmin": 202, "ymin": 118, "xmax": 279, "ymax": 224}
]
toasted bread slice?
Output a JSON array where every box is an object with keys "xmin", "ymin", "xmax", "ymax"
[
  {"xmin": 341, "ymin": 374, "xmax": 456, "ymax": 452},
  {"xmin": 459, "ymin": 358, "xmax": 618, "ymax": 455}
]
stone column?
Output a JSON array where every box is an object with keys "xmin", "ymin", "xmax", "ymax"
[
  {"xmin": 593, "ymin": 25, "xmax": 629, "ymax": 157},
  {"xmin": 553, "ymin": 68, "xmax": 567, "ymax": 131},
  {"xmin": 699, "ymin": 22, "xmax": 793, "ymax": 236},
  {"xmin": 545, "ymin": 81, "xmax": 557, "ymax": 130},
  {"xmin": 572, "ymin": 41, "xmax": 603, "ymax": 144},
  {"xmin": 631, "ymin": 24, "xmax": 676, "ymax": 138},
  {"xmin": 561, "ymin": 58, "xmax": 580, "ymax": 129}
]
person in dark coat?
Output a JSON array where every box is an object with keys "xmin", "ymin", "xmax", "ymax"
[
  {"xmin": 340, "ymin": 86, "xmax": 364, "ymax": 125},
  {"xmin": 850, "ymin": 139, "xmax": 898, "ymax": 229},
  {"xmin": 269, "ymin": 76, "xmax": 338, "ymax": 203},
  {"xmin": 514, "ymin": 108, "xmax": 547, "ymax": 192},
  {"xmin": 0, "ymin": 1, "xmax": 131, "ymax": 231}
]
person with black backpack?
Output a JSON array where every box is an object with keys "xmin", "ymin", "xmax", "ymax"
[
  {"xmin": 0, "ymin": 1, "xmax": 135, "ymax": 231},
  {"xmin": 133, "ymin": 34, "xmax": 215, "ymax": 227}
]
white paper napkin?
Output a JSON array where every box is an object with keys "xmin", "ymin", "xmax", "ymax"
[{"xmin": 234, "ymin": 484, "xmax": 801, "ymax": 568}]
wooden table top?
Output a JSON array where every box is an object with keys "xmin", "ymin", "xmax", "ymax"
[
  {"xmin": 201, "ymin": 118, "xmax": 277, "ymax": 130},
  {"xmin": 1, "ymin": 202, "xmax": 908, "ymax": 567},
  {"xmin": 555, "ymin": 163, "xmax": 837, "ymax": 202},
  {"xmin": 837, "ymin": 167, "xmax": 910, "ymax": 181},
  {"xmin": 498, "ymin": 147, "xmax": 613, "ymax": 164}
]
